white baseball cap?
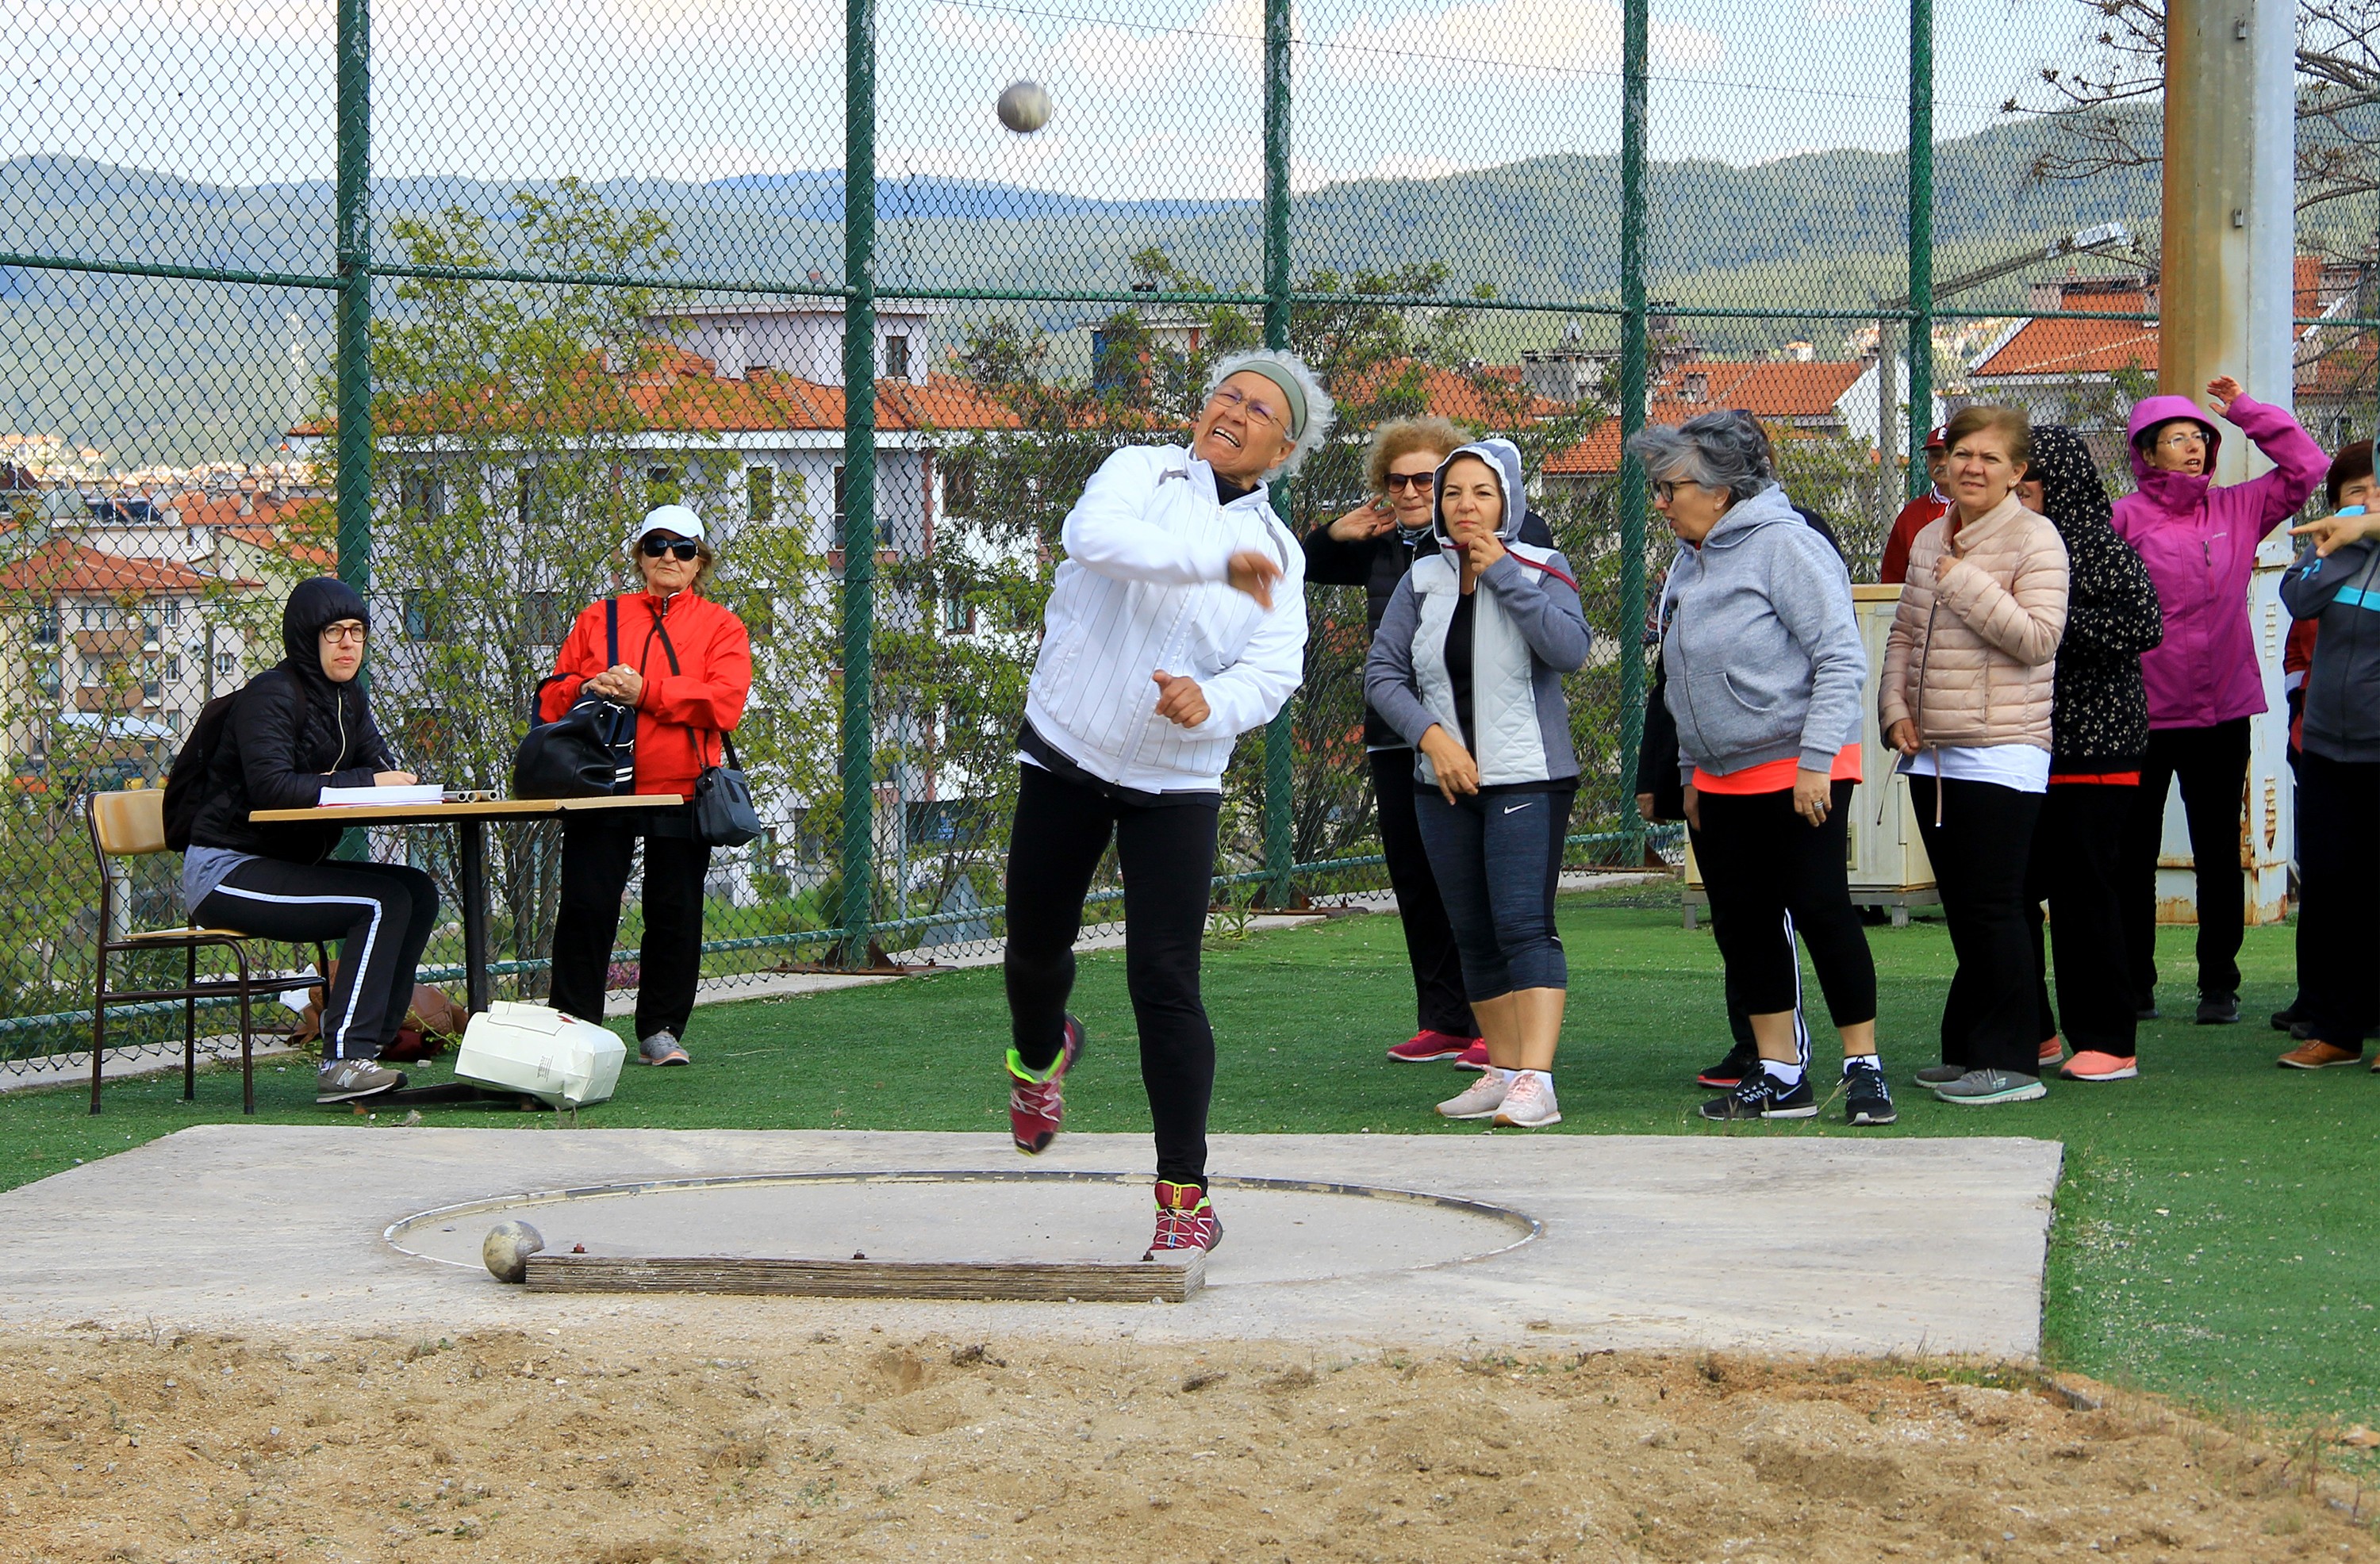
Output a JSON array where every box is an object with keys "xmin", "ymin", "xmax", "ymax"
[{"xmin": 631, "ymin": 504, "xmax": 704, "ymax": 546}]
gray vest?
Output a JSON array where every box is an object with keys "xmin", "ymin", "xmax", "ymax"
[{"xmin": 1409, "ymin": 542, "xmax": 1561, "ymax": 788}]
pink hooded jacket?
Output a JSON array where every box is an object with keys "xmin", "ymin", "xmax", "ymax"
[{"xmin": 2110, "ymin": 393, "xmax": 2327, "ymax": 729}]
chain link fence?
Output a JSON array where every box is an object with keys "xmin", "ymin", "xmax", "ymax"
[{"xmin": 6, "ymin": 0, "xmax": 2378, "ymax": 1074}]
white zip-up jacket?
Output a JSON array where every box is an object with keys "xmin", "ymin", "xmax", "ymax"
[{"xmin": 1024, "ymin": 443, "xmax": 1308, "ymax": 792}]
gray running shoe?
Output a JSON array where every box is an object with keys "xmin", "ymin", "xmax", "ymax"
[
  {"xmin": 1911, "ymin": 1064, "xmax": 1966, "ymax": 1087},
  {"xmin": 1933, "ymin": 1068, "xmax": 2046, "ymax": 1106},
  {"xmin": 317, "ymin": 1056, "xmax": 406, "ymax": 1104},
  {"xmin": 639, "ymin": 1031, "xmax": 690, "ymax": 1066}
]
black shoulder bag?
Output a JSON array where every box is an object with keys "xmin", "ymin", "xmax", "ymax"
[
  {"xmin": 513, "ymin": 599, "xmax": 638, "ymax": 799},
  {"xmin": 649, "ymin": 615, "xmax": 763, "ymax": 848}
]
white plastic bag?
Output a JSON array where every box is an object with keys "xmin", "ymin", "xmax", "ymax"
[{"xmin": 454, "ymin": 1000, "xmax": 625, "ymax": 1108}]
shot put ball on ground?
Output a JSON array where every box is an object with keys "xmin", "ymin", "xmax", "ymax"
[{"xmin": 482, "ymin": 1220, "xmax": 545, "ymax": 1284}]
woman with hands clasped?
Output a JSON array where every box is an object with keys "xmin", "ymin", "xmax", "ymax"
[
  {"xmin": 1628, "ymin": 412, "xmax": 1891, "ymax": 1127},
  {"xmin": 1365, "ymin": 439, "xmax": 1588, "ymax": 1129},
  {"xmin": 1881, "ymin": 404, "xmax": 2070, "ymax": 1106}
]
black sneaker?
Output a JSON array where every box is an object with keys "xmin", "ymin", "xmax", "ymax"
[
  {"xmin": 2134, "ymin": 1002, "xmax": 2160, "ymax": 1022},
  {"xmin": 1699, "ymin": 1070, "xmax": 1818, "ymax": 1121},
  {"xmin": 2195, "ymin": 991, "xmax": 2240, "ymax": 1025},
  {"xmin": 1842, "ymin": 1060, "xmax": 1897, "ymax": 1125},
  {"xmin": 2271, "ymin": 1000, "xmax": 2303, "ymax": 1032},
  {"xmin": 1696, "ymin": 1041, "xmax": 1759, "ymax": 1090}
]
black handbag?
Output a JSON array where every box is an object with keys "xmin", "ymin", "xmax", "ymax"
[
  {"xmin": 693, "ymin": 731, "xmax": 763, "ymax": 848},
  {"xmin": 514, "ymin": 599, "xmax": 637, "ymax": 799},
  {"xmin": 649, "ymin": 614, "xmax": 763, "ymax": 848}
]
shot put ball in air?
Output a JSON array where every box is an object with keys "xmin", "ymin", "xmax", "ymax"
[{"xmin": 998, "ymin": 80, "xmax": 1052, "ymax": 134}]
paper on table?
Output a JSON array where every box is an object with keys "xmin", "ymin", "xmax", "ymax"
[{"xmin": 317, "ymin": 784, "xmax": 444, "ymax": 807}]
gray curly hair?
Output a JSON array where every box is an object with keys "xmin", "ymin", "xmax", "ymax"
[
  {"xmin": 1626, "ymin": 410, "xmax": 1775, "ymax": 502},
  {"xmin": 1203, "ymin": 349, "xmax": 1336, "ymax": 477}
]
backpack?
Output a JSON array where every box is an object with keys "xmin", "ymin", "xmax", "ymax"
[{"xmin": 162, "ymin": 691, "xmax": 240, "ymax": 853}]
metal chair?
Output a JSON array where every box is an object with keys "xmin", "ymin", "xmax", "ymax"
[{"xmin": 86, "ymin": 788, "xmax": 324, "ymax": 1116}]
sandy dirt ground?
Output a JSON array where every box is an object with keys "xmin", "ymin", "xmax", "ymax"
[{"xmin": 6, "ymin": 1324, "xmax": 2377, "ymax": 1563}]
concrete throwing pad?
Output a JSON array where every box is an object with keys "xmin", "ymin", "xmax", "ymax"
[
  {"xmin": 0, "ymin": 1126, "xmax": 2062, "ymax": 1359},
  {"xmin": 389, "ymin": 1171, "xmax": 1538, "ymax": 1290}
]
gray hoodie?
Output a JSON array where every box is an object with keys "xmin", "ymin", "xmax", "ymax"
[
  {"xmin": 1365, "ymin": 439, "xmax": 1591, "ymax": 788},
  {"xmin": 1660, "ymin": 481, "xmax": 1867, "ymax": 784},
  {"xmin": 2280, "ymin": 535, "xmax": 2380, "ymax": 764}
]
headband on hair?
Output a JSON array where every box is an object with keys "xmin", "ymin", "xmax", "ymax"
[{"xmin": 1223, "ymin": 356, "xmax": 1309, "ymax": 440}]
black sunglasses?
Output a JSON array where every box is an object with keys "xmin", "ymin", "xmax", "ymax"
[{"xmin": 640, "ymin": 535, "xmax": 700, "ymax": 561}]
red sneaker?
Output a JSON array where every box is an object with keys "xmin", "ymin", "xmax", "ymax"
[
  {"xmin": 1451, "ymin": 1040, "xmax": 1491, "ymax": 1071},
  {"xmin": 1007, "ymin": 1014, "xmax": 1084, "ymax": 1156},
  {"xmin": 1386, "ymin": 1029, "xmax": 1475, "ymax": 1063},
  {"xmin": 1145, "ymin": 1180, "xmax": 1223, "ymax": 1259}
]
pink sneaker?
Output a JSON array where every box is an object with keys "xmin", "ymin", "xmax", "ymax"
[
  {"xmin": 1145, "ymin": 1180, "xmax": 1223, "ymax": 1258},
  {"xmin": 1007, "ymin": 1014, "xmax": 1084, "ymax": 1156},
  {"xmin": 2038, "ymin": 1035, "xmax": 2066, "ymax": 1068},
  {"xmin": 2059, "ymin": 1051, "xmax": 2138, "ymax": 1082},
  {"xmin": 1387, "ymin": 1029, "xmax": 1476, "ymax": 1063},
  {"xmin": 1451, "ymin": 1040, "xmax": 1491, "ymax": 1071}
]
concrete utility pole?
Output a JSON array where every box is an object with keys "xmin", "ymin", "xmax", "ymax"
[{"xmin": 2159, "ymin": 0, "xmax": 2297, "ymax": 924}]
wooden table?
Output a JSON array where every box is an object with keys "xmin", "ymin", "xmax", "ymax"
[{"xmin": 248, "ymin": 795, "xmax": 682, "ymax": 1014}]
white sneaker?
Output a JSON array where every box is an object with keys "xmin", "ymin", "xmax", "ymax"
[
  {"xmin": 1437, "ymin": 1070, "xmax": 1511, "ymax": 1120},
  {"xmin": 1493, "ymin": 1070, "xmax": 1561, "ymax": 1127}
]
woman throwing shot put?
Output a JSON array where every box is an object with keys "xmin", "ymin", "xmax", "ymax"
[{"xmin": 1001, "ymin": 351, "xmax": 1328, "ymax": 1259}]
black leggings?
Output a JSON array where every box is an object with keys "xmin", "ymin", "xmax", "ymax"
[
  {"xmin": 2296, "ymin": 751, "xmax": 2380, "ymax": 1051},
  {"xmin": 1912, "ymin": 776, "xmax": 2044, "ymax": 1075},
  {"xmin": 1370, "ymin": 748, "xmax": 1476, "ymax": 1037},
  {"xmin": 194, "ymin": 857, "xmax": 439, "ymax": 1061},
  {"xmin": 1003, "ymin": 763, "xmax": 1219, "ymax": 1187},
  {"xmin": 550, "ymin": 811, "xmax": 714, "ymax": 1041},
  {"xmin": 1691, "ymin": 782, "xmax": 1876, "ymax": 1042},
  {"xmin": 2122, "ymin": 718, "xmax": 2250, "ymax": 1001}
]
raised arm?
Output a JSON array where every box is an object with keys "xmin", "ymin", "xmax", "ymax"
[
  {"xmin": 1061, "ymin": 447, "xmax": 1233, "ymax": 586},
  {"xmin": 2221, "ymin": 391, "xmax": 2330, "ymax": 536},
  {"xmin": 1194, "ymin": 546, "xmax": 1308, "ymax": 737},
  {"xmin": 1476, "ymin": 550, "xmax": 1590, "ymax": 671}
]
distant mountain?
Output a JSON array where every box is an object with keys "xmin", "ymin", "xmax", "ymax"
[{"xmin": 0, "ymin": 116, "xmax": 2163, "ymax": 464}]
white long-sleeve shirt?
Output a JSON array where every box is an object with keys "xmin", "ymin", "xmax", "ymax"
[{"xmin": 1023, "ymin": 443, "xmax": 1308, "ymax": 792}]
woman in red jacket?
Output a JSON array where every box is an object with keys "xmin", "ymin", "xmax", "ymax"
[{"xmin": 539, "ymin": 504, "xmax": 753, "ymax": 1064}]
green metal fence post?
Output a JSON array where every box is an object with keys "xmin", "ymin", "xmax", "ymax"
[
  {"xmin": 1906, "ymin": 0, "xmax": 1934, "ymax": 496},
  {"xmin": 1614, "ymin": 0, "xmax": 1650, "ymax": 868},
  {"xmin": 332, "ymin": 0, "xmax": 373, "ymax": 861},
  {"xmin": 334, "ymin": 0, "xmax": 371, "ymax": 596},
  {"xmin": 1260, "ymin": 0, "xmax": 1296, "ymax": 908},
  {"xmin": 837, "ymin": 0, "xmax": 879, "ymax": 964}
]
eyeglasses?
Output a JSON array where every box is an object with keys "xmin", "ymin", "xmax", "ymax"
[
  {"xmin": 641, "ymin": 535, "xmax": 701, "ymax": 561},
  {"xmin": 1207, "ymin": 385, "xmax": 1284, "ymax": 431},
  {"xmin": 320, "ymin": 622, "xmax": 367, "ymax": 646},
  {"xmin": 2154, "ymin": 429, "xmax": 2206, "ymax": 450},
  {"xmin": 1384, "ymin": 472, "xmax": 1434, "ymax": 492},
  {"xmin": 1651, "ymin": 479, "xmax": 1695, "ymax": 504}
]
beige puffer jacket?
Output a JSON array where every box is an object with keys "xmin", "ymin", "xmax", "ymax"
[{"xmin": 1879, "ymin": 493, "xmax": 2071, "ymax": 750}]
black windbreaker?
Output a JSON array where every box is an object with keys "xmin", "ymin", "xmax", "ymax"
[{"xmin": 187, "ymin": 577, "xmax": 395, "ymax": 863}]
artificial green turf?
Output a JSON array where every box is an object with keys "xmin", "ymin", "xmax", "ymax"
[{"xmin": 6, "ymin": 886, "xmax": 2366, "ymax": 1432}]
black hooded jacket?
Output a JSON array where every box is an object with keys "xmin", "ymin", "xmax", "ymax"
[{"xmin": 187, "ymin": 577, "xmax": 396, "ymax": 863}]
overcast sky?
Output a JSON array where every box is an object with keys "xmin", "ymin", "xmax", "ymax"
[{"xmin": 5, "ymin": 0, "xmax": 2100, "ymax": 195}]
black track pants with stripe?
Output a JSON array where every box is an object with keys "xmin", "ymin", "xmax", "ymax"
[{"xmin": 195, "ymin": 858, "xmax": 440, "ymax": 1061}]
